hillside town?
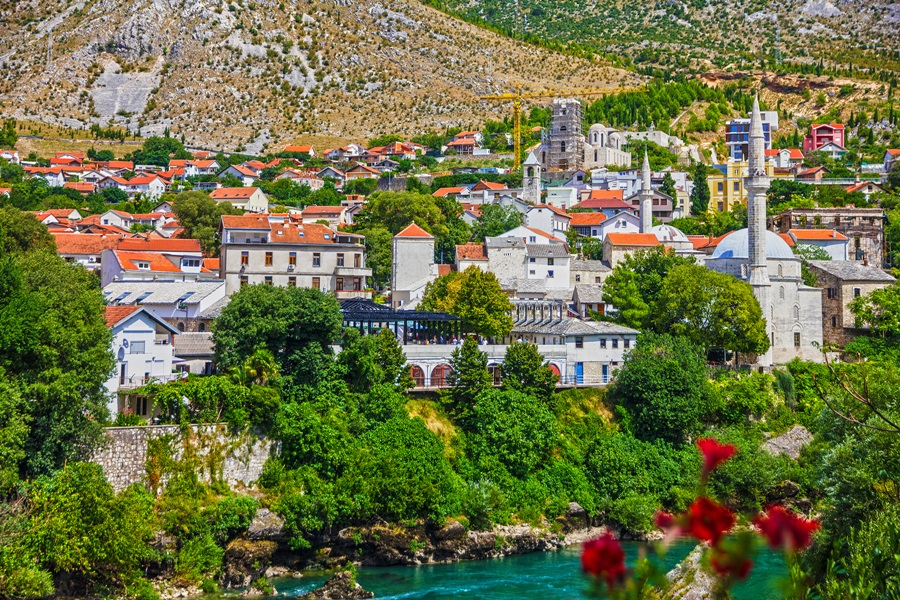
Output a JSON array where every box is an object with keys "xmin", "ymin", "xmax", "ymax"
[{"xmin": 1, "ymin": 93, "xmax": 899, "ymax": 419}]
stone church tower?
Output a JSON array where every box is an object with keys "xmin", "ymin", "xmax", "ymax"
[
  {"xmin": 746, "ymin": 97, "xmax": 773, "ymax": 366},
  {"xmin": 639, "ymin": 149, "xmax": 652, "ymax": 233},
  {"xmin": 523, "ymin": 151, "xmax": 542, "ymax": 205}
]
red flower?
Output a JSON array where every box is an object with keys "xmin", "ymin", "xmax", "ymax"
[
  {"xmin": 754, "ymin": 506, "xmax": 820, "ymax": 552},
  {"xmin": 710, "ymin": 548, "xmax": 753, "ymax": 580},
  {"xmin": 697, "ymin": 437, "xmax": 737, "ymax": 475},
  {"xmin": 654, "ymin": 510, "xmax": 676, "ymax": 531},
  {"xmin": 685, "ymin": 497, "xmax": 735, "ymax": 546},
  {"xmin": 581, "ymin": 532, "xmax": 626, "ymax": 588}
]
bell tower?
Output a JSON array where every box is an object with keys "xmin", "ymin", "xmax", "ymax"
[{"xmin": 523, "ymin": 151, "xmax": 542, "ymax": 205}]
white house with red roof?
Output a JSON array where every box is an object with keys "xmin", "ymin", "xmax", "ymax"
[
  {"xmin": 103, "ymin": 305, "xmax": 180, "ymax": 414},
  {"xmin": 218, "ymin": 214, "xmax": 372, "ymax": 297},
  {"xmin": 0, "ymin": 149, "xmax": 20, "ymax": 164},
  {"xmin": 276, "ymin": 169, "xmax": 325, "ymax": 189},
  {"xmin": 100, "ymin": 238, "xmax": 211, "ymax": 286},
  {"xmin": 788, "ymin": 229, "xmax": 849, "ymax": 260},
  {"xmin": 283, "ymin": 145, "xmax": 316, "ymax": 157},
  {"xmin": 526, "ymin": 204, "xmax": 571, "ymax": 239},
  {"xmin": 209, "ymin": 187, "xmax": 269, "ymax": 213},
  {"xmin": 24, "ymin": 166, "xmax": 66, "ymax": 187},
  {"xmin": 52, "ymin": 232, "xmax": 123, "ymax": 269},
  {"xmin": 884, "ymin": 149, "xmax": 900, "ymax": 173},
  {"xmin": 391, "ymin": 223, "xmax": 439, "ymax": 308},
  {"xmin": 765, "ymin": 148, "xmax": 805, "ymax": 168},
  {"xmin": 219, "ymin": 164, "xmax": 260, "ymax": 187},
  {"xmin": 345, "ymin": 164, "xmax": 381, "ymax": 181},
  {"xmin": 301, "ymin": 205, "xmax": 348, "ymax": 228}
]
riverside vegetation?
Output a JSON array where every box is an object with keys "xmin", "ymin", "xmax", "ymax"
[{"xmin": 1, "ymin": 205, "xmax": 900, "ymax": 598}]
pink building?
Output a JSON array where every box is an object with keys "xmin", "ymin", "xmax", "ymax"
[{"xmin": 803, "ymin": 123, "xmax": 845, "ymax": 153}]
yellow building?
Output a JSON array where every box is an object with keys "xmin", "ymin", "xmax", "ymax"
[{"xmin": 707, "ymin": 160, "xmax": 775, "ymax": 213}]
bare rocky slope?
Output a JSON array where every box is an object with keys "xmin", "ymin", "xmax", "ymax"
[{"xmin": 0, "ymin": 0, "xmax": 638, "ymax": 151}]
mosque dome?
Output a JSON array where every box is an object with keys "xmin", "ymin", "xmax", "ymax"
[
  {"xmin": 711, "ymin": 229, "xmax": 795, "ymax": 260},
  {"xmin": 651, "ymin": 224, "xmax": 689, "ymax": 244}
]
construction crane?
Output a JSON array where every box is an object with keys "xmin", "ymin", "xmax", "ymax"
[{"xmin": 480, "ymin": 85, "xmax": 646, "ymax": 170}]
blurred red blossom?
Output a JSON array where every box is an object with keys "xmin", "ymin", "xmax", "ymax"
[
  {"xmin": 754, "ymin": 506, "xmax": 820, "ymax": 552},
  {"xmin": 685, "ymin": 497, "xmax": 735, "ymax": 545},
  {"xmin": 696, "ymin": 437, "xmax": 737, "ymax": 476},
  {"xmin": 581, "ymin": 532, "xmax": 626, "ymax": 588}
]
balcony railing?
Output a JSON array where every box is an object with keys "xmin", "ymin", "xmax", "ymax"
[{"xmin": 117, "ymin": 373, "xmax": 181, "ymax": 390}]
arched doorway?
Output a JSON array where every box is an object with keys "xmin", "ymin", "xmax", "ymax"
[
  {"xmin": 548, "ymin": 363, "xmax": 561, "ymax": 378},
  {"xmin": 431, "ymin": 364, "xmax": 452, "ymax": 387},
  {"xmin": 410, "ymin": 365, "xmax": 425, "ymax": 387}
]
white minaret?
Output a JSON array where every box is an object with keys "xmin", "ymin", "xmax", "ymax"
[
  {"xmin": 522, "ymin": 151, "xmax": 542, "ymax": 205},
  {"xmin": 745, "ymin": 96, "xmax": 773, "ymax": 366},
  {"xmin": 639, "ymin": 149, "xmax": 652, "ymax": 233}
]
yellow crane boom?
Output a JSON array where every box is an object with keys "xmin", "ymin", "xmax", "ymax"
[{"xmin": 480, "ymin": 85, "xmax": 646, "ymax": 170}]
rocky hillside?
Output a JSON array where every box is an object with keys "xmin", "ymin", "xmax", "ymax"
[
  {"xmin": 434, "ymin": 0, "xmax": 900, "ymax": 75},
  {"xmin": 0, "ymin": 0, "xmax": 637, "ymax": 151}
]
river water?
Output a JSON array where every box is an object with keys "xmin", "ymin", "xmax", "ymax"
[{"xmin": 261, "ymin": 541, "xmax": 786, "ymax": 599}]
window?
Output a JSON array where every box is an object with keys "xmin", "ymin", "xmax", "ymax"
[
  {"xmin": 575, "ymin": 274, "xmax": 581, "ymax": 283},
  {"xmin": 182, "ymin": 258, "xmax": 200, "ymax": 268},
  {"xmin": 529, "ymin": 257, "xmax": 536, "ymax": 263},
  {"xmin": 529, "ymin": 236, "xmax": 536, "ymax": 243},
  {"xmin": 336, "ymin": 277, "xmax": 344, "ymax": 291},
  {"xmin": 779, "ymin": 286, "xmax": 785, "ymax": 300},
  {"xmin": 831, "ymin": 316, "xmax": 837, "ymax": 327},
  {"xmin": 547, "ymin": 270, "xmax": 554, "ymax": 278},
  {"xmin": 137, "ymin": 261, "xmax": 150, "ymax": 270},
  {"xmin": 289, "ymin": 252, "xmax": 297, "ymax": 266},
  {"xmin": 241, "ymin": 251, "xmax": 248, "ymax": 265},
  {"xmin": 612, "ymin": 339, "xmax": 619, "ymax": 349},
  {"xmin": 264, "ymin": 276, "xmax": 273, "ymax": 285},
  {"xmin": 575, "ymin": 337, "xmax": 584, "ymax": 348},
  {"xmin": 854, "ymin": 287, "xmax": 861, "ymax": 298},
  {"xmin": 354, "ymin": 254, "xmax": 361, "ymax": 268},
  {"xmin": 199, "ymin": 323, "xmax": 206, "ymax": 332},
  {"xmin": 313, "ymin": 253, "xmax": 321, "ymax": 267},
  {"xmin": 337, "ymin": 253, "xmax": 345, "ymax": 267},
  {"xmin": 624, "ymin": 339, "xmax": 631, "ymax": 349},
  {"xmin": 288, "ymin": 276, "xmax": 296, "ymax": 287},
  {"xmin": 529, "ymin": 269, "xmax": 536, "ymax": 275},
  {"xmin": 600, "ymin": 338, "xmax": 607, "ymax": 348},
  {"xmin": 130, "ymin": 341, "xmax": 145, "ymax": 354},
  {"xmin": 793, "ymin": 305, "xmax": 800, "ymax": 320},
  {"xmin": 263, "ymin": 252, "xmax": 272, "ymax": 266},
  {"xmin": 827, "ymin": 287, "xmax": 836, "ymax": 299},
  {"xmin": 718, "ymin": 202, "xmax": 724, "ymax": 211},
  {"xmin": 312, "ymin": 276, "xmax": 320, "ymax": 290},
  {"xmin": 240, "ymin": 275, "xmax": 248, "ymax": 287},
  {"xmin": 794, "ymin": 332, "xmax": 801, "ymax": 347},
  {"xmin": 547, "ymin": 258, "xmax": 554, "ymax": 266},
  {"xmin": 595, "ymin": 277, "xmax": 601, "ymax": 284},
  {"xmin": 717, "ymin": 183, "xmax": 723, "ymax": 192},
  {"xmin": 733, "ymin": 182, "xmax": 739, "ymax": 192}
]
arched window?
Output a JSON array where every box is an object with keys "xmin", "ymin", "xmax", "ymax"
[
  {"xmin": 431, "ymin": 364, "xmax": 452, "ymax": 387},
  {"xmin": 410, "ymin": 365, "xmax": 425, "ymax": 387},
  {"xmin": 778, "ymin": 263, "xmax": 784, "ymax": 277},
  {"xmin": 793, "ymin": 305, "xmax": 800, "ymax": 320},
  {"xmin": 177, "ymin": 322, "xmax": 186, "ymax": 332},
  {"xmin": 199, "ymin": 323, "xmax": 206, "ymax": 332},
  {"xmin": 527, "ymin": 167, "xmax": 534, "ymax": 177},
  {"xmin": 594, "ymin": 149, "xmax": 598, "ymax": 162},
  {"xmin": 779, "ymin": 286, "xmax": 785, "ymax": 300}
]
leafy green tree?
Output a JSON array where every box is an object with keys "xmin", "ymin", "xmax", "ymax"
[
  {"xmin": 421, "ymin": 266, "xmax": 513, "ymax": 338},
  {"xmin": 354, "ymin": 225, "xmax": 392, "ymax": 289},
  {"xmin": 610, "ymin": 333, "xmax": 709, "ymax": 445},
  {"xmin": 794, "ymin": 243, "xmax": 831, "ymax": 286},
  {"xmin": 87, "ymin": 148, "xmax": 115, "ymax": 162},
  {"xmin": 601, "ymin": 247, "xmax": 694, "ymax": 330},
  {"xmin": 0, "ymin": 379, "xmax": 29, "ymax": 491},
  {"xmin": 170, "ymin": 191, "xmax": 241, "ymax": 255},
  {"xmin": 367, "ymin": 134, "xmax": 404, "ymax": 147},
  {"xmin": 469, "ymin": 389, "xmax": 558, "ymax": 479},
  {"xmin": 0, "ymin": 162, "xmax": 24, "ymax": 185},
  {"xmin": 472, "ymin": 204, "xmax": 523, "ymax": 241},
  {"xmin": 660, "ymin": 171, "xmax": 677, "ymax": 199},
  {"xmin": 263, "ymin": 178, "xmax": 311, "ymax": 206},
  {"xmin": 654, "ymin": 264, "xmax": 769, "ymax": 356},
  {"xmin": 212, "ymin": 285, "xmax": 343, "ymax": 372},
  {"xmin": 343, "ymin": 178, "xmax": 379, "ymax": 196},
  {"xmin": 500, "ymin": 341, "xmax": 558, "ymax": 401},
  {"xmin": 127, "ymin": 135, "xmax": 192, "ymax": 166},
  {"xmin": 0, "ymin": 247, "xmax": 113, "ymax": 477},
  {"xmin": 355, "ymin": 191, "xmax": 447, "ymax": 236},
  {"xmin": 850, "ymin": 283, "xmax": 900, "ymax": 338},
  {"xmin": 338, "ymin": 328, "xmax": 412, "ymax": 393},
  {"xmin": 0, "ymin": 206, "xmax": 56, "ymax": 255},
  {"xmin": 99, "ymin": 186, "xmax": 129, "ymax": 205},
  {"xmin": 447, "ymin": 336, "xmax": 491, "ymax": 422},
  {"xmin": 889, "ymin": 162, "xmax": 900, "ymax": 191},
  {"xmin": 767, "ymin": 179, "xmax": 812, "ymax": 212},
  {"xmin": 690, "ymin": 163, "xmax": 710, "ymax": 215},
  {"xmin": 0, "ymin": 119, "xmax": 17, "ymax": 148}
]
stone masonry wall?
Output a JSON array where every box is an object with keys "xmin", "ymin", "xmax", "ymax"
[{"xmin": 92, "ymin": 424, "xmax": 278, "ymax": 493}]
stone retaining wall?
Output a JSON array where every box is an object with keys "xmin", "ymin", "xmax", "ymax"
[{"xmin": 92, "ymin": 424, "xmax": 277, "ymax": 492}]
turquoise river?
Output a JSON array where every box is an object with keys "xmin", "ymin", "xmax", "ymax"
[{"xmin": 234, "ymin": 541, "xmax": 787, "ymax": 599}]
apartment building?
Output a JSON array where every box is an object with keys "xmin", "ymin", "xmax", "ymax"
[{"xmin": 219, "ymin": 215, "xmax": 372, "ymax": 297}]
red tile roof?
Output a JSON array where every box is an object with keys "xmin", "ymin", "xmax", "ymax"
[
  {"xmin": 268, "ymin": 223, "xmax": 336, "ymax": 244},
  {"xmin": 887, "ymin": 149, "xmax": 900, "ymax": 156},
  {"xmin": 433, "ymin": 187, "xmax": 466, "ymax": 197},
  {"xmin": 778, "ymin": 233, "xmax": 795, "ymax": 247},
  {"xmin": 473, "ymin": 180, "xmax": 506, "ymax": 191},
  {"xmin": 113, "ymin": 251, "xmax": 182, "ymax": 272},
  {"xmin": 221, "ymin": 214, "xmax": 271, "ymax": 229},
  {"xmin": 437, "ymin": 264, "xmax": 454, "ymax": 276},
  {"xmin": 789, "ymin": 229, "xmax": 848, "ymax": 241},
  {"xmin": 284, "ymin": 145, "xmax": 313, "ymax": 153},
  {"xmin": 117, "ymin": 238, "xmax": 202, "ymax": 253},
  {"xmin": 51, "ymin": 233, "xmax": 123, "ymax": 255},
  {"xmin": 456, "ymin": 243, "xmax": 487, "ymax": 260},
  {"xmin": 227, "ymin": 164, "xmax": 259, "ymax": 177},
  {"xmin": 460, "ymin": 203, "xmax": 482, "ymax": 217},
  {"xmin": 203, "ymin": 258, "xmax": 220, "ymax": 271},
  {"xmin": 845, "ymin": 182, "xmax": 883, "ymax": 193},
  {"xmin": 587, "ymin": 189, "xmax": 625, "ymax": 200},
  {"xmin": 395, "ymin": 223, "xmax": 433, "ymax": 238},
  {"xmin": 573, "ymin": 198, "xmax": 632, "ymax": 211},
  {"xmin": 811, "ymin": 123, "xmax": 845, "ymax": 131},
  {"xmin": 523, "ymin": 226, "xmax": 565, "ymax": 244},
  {"xmin": 531, "ymin": 204, "xmax": 571, "ymax": 218},
  {"xmin": 570, "ymin": 212, "xmax": 607, "ymax": 226},
  {"xmin": 301, "ymin": 205, "xmax": 347, "ymax": 216},
  {"xmin": 211, "ymin": 187, "xmax": 261, "ymax": 200},
  {"xmin": 605, "ymin": 233, "xmax": 660, "ymax": 247},
  {"xmin": 687, "ymin": 235, "xmax": 715, "ymax": 250},
  {"xmin": 104, "ymin": 305, "xmax": 142, "ymax": 328}
]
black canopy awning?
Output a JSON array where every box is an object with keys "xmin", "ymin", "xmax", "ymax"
[{"xmin": 339, "ymin": 298, "xmax": 460, "ymax": 323}]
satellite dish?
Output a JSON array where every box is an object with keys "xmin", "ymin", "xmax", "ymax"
[{"xmin": 123, "ymin": 339, "xmax": 129, "ymax": 348}]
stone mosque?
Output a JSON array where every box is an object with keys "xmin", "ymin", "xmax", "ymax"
[{"xmin": 631, "ymin": 98, "xmax": 823, "ymax": 365}]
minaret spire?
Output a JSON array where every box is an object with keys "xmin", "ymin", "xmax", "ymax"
[
  {"xmin": 640, "ymin": 149, "xmax": 652, "ymax": 233},
  {"xmin": 745, "ymin": 94, "xmax": 773, "ymax": 366}
]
